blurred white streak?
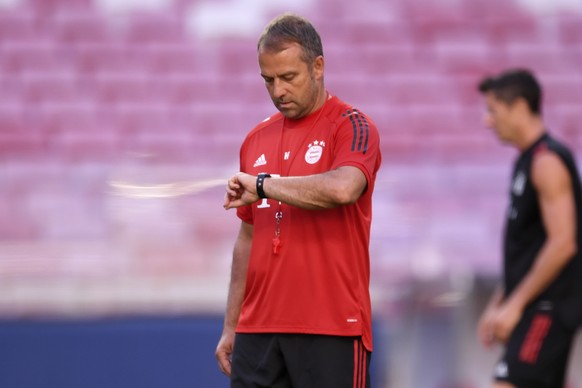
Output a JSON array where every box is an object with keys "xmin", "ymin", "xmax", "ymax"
[{"xmin": 108, "ymin": 178, "xmax": 226, "ymax": 198}]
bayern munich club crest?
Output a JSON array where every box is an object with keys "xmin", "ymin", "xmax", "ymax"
[{"xmin": 305, "ymin": 140, "xmax": 325, "ymax": 164}]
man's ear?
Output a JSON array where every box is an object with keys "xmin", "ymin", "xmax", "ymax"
[
  {"xmin": 512, "ymin": 97, "xmax": 531, "ymax": 115},
  {"xmin": 313, "ymin": 55, "xmax": 324, "ymax": 80}
]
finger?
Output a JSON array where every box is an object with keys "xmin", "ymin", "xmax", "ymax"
[
  {"xmin": 493, "ymin": 328, "xmax": 508, "ymax": 344},
  {"xmin": 227, "ymin": 183, "xmax": 240, "ymax": 193},
  {"xmin": 217, "ymin": 354, "xmax": 232, "ymax": 376},
  {"xmin": 478, "ymin": 332, "xmax": 491, "ymax": 348},
  {"xmin": 227, "ymin": 177, "xmax": 241, "ymax": 190},
  {"xmin": 224, "ymin": 193, "xmax": 238, "ymax": 208},
  {"xmin": 224, "ymin": 199, "xmax": 244, "ymax": 210},
  {"xmin": 483, "ymin": 334, "xmax": 495, "ymax": 348},
  {"xmin": 478, "ymin": 321, "xmax": 495, "ymax": 346},
  {"xmin": 226, "ymin": 185, "xmax": 240, "ymax": 197}
]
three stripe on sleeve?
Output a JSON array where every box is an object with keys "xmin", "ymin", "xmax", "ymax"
[{"xmin": 343, "ymin": 109, "xmax": 370, "ymax": 155}]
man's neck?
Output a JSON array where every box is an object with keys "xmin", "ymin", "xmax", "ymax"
[
  {"xmin": 310, "ymin": 89, "xmax": 329, "ymax": 115},
  {"xmin": 515, "ymin": 117, "xmax": 545, "ymax": 151}
]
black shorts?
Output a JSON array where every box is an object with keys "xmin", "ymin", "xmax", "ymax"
[
  {"xmin": 494, "ymin": 301, "xmax": 576, "ymax": 388},
  {"xmin": 231, "ymin": 333, "xmax": 371, "ymax": 388}
]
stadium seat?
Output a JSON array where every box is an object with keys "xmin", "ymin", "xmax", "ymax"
[
  {"xmin": 558, "ymin": 14, "xmax": 582, "ymax": 44},
  {"xmin": 53, "ymin": 16, "xmax": 110, "ymax": 45},
  {"xmin": 0, "ymin": 41, "xmax": 61, "ymax": 74},
  {"xmin": 0, "ymin": 9, "xmax": 37, "ymax": 43},
  {"xmin": 125, "ymin": 13, "xmax": 187, "ymax": 44}
]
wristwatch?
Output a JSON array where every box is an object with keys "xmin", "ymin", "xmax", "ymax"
[{"xmin": 256, "ymin": 173, "xmax": 271, "ymax": 199}]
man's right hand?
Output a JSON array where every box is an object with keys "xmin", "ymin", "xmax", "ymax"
[
  {"xmin": 477, "ymin": 308, "xmax": 497, "ymax": 349},
  {"xmin": 216, "ymin": 328, "xmax": 236, "ymax": 377}
]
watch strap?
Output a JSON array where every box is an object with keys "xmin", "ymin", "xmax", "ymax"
[{"xmin": 256, "ymin": 173, "xmax": 271, "ymax": 199}]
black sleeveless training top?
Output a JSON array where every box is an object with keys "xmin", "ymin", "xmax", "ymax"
[{"xmin": 503, "ymin": 132, "xmax": 582, "ymax": 328}]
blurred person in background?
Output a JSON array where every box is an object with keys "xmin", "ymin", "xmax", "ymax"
[
  {"xmin": 477, "ymin": 69, "xmax": 582, "ymax": 388},
  {"xmin": 215, "ymin": 13, "xmax": 382, "ymax": 388}
]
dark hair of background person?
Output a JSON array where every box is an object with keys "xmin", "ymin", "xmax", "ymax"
[{"xmin": 478, "ymin": 69, "xmax": 543, "ymax": 115}]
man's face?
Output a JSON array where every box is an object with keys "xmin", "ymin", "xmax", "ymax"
[
  {"xmin": 258, "ymin": 43, "xmax": 324, "ymax": 119},
  {"xmin": 483, "ymin": 92, "xmax": 517, "ymax": 143}
]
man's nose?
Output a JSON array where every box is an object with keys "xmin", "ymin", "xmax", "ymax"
[{"xmin": 272, "ymin": 79, "xmax": 286, "ymax": 99}]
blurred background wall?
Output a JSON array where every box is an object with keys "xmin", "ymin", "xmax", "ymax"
[{"xmin": 0, "ymin": 0, "xmax": 581, "ymax": 387}]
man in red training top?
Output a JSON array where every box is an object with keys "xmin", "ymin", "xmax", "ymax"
[{"xmin": 215, "ymin": 13, "xmax": 382, "ymax": 388}]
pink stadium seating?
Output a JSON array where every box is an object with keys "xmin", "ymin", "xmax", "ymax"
[
  {"xmin": 20, "ymin": 73, "xmax": 78, "ymax": 104},
  {"xmin": 53, "ymin": 16, "xmax": 110, "ymax": 45},
  {"xmin": 145, "ymin": 45, "xmax": 202, "ymax": 75},
  {"xmin": 0, "ymin": 0, "xmax": 580, "ymax": 283},
  {"xmin": 53, "ymin": 128, "xmax": 122, "ymax": 162},
  {"xmin": 327, "ymin": 20, "xmax": 414, "ymax": 46},
  {"xmin": 0, "ymin": 132, "xmax": 47, "ymax": 157},
  {"xmin": 124, "ymin": 12, "xmax": 188, "ymax": 44},
  {"xmin": 0, "ymin": 104, "xmax": 26, "ymax": 132},
  {"xmin": 558, "ymin": 14, "xmax": 582, "ymax": 44},
  {"xmin": 34, "ymin": 0, "xmax": 94, "ymax": 13},
  {"xmin": 0, "ymin": 9, "xmax": 37, "ymax": 43},
  {"xmin": 3, "ymin": 4, "xmax": 582, "ymax": 387},
  {"xmin": 73, "ymin": 43, "xmax": 141, "ymax": 74},
  {"xmin": 0, "ymin": 41, "xmax": 61, "ymax": 74},
  {"xmin": 464, "ymin": 0, "xmax": 531, "ymax": 20}
]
